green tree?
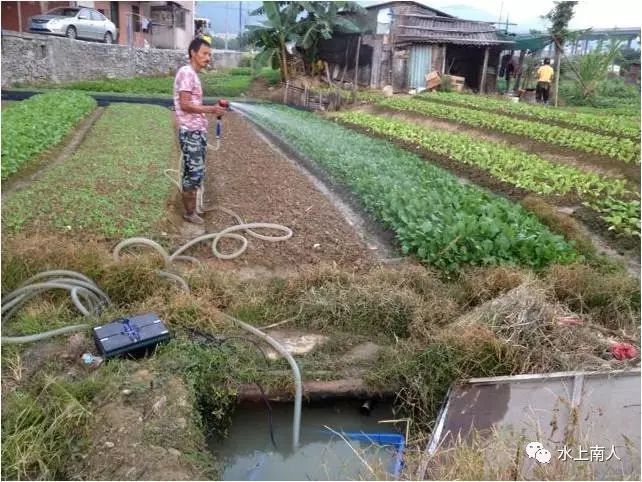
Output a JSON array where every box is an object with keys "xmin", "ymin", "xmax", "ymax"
[
  {"xmin": 296, "ymin": 2, "xmax": 364, "ymax": 71},
  {"xmin": 246, "ymin": 2, "xmax": 301, "ymax": 81},
  {"xmin": 576, "ymin": 39, "xmax": 624, "ymax": 99},
  {"xmin": 246, "ymin": 1, "xmax": 363, "ymax": 80},
  {"xmin": 543, "ymin": 1, "xmax": 577, "ymax": 105}
]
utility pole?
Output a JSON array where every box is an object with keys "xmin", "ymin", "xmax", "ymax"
[
  {"xmin": 238, "ymin": 1, "xmax": 242, "ymax": 51},
  {"xmin": 224, "ymin": 2, "xmax": 228, "ymax": 50}
]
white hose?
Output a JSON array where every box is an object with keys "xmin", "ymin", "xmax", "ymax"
[
  {"xmin": 219, "ymin": 311, "xmax": 302, "ymax": 450},
  {"xmin": 1, "ymin": 270, "xmax": 110, "ymax": 344}
]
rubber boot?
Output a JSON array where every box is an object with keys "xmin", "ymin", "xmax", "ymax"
[
  {"xmin": 195, "ymin": 187, "xmax": 204, "ymax": 215},
  {"xmin": 182, "ymin": 190, "xmax": 204, "ymax": 224}
]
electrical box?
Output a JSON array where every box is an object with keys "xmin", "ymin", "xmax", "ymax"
[{"xmin": 93, "ymin": 313, "xmax": 170, "ymax": 358}]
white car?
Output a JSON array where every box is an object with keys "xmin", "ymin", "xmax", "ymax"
[{"xmin": 29, "ymin": 6, "xmax": 118, "ymax": 44}]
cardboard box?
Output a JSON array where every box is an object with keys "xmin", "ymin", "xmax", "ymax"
[
  {"xmin": 450, "ymin": 75, "xmax": 466, "ymax": 92},
  {"xmin": 425, "ymin": 70, "xmax": 441, "ymax": 90}
]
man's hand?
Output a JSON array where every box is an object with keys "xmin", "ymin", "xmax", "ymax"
[{"xmin": 208, "ymin": 105, "xmax": 227, "ymax": 117}]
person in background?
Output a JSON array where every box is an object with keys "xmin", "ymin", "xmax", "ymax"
[
  {"xmin": 536, "ymin": 57, "xmax": 554, "ymax": 104},
  {"xmin": 505, "ymin": 57, "xmax": 516, "ymax": 92},
  {"xmin": 173, "ymin": 36, "xmax": 227, "ymax": 224}
]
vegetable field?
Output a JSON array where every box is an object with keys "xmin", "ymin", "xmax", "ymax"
[
  {"xmin": 378, "ymin": 97, "xmax": 640, "ymax": 163},
  {"xmin": 417, "ymin": 91, "xmax": 640, "ymax": 140},
  {"xmin": 242, "ymin": 104, "xmax": 578, "ymax": 271},
  {"xmin": 335, "ymin": 92, "xmax": 640, "ymax": 246},
  {"xmin": 1, "ymin": 91, "xmax": 96, "ymax": 179}
]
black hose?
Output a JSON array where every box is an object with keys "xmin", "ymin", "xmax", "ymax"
[
  {"xmin": 185, "ymin": 327, "xmax": 278, "ymax": 448},
  {"xmin": 253, "ymin": 381, "xmax": 278, "ymax": 449}
]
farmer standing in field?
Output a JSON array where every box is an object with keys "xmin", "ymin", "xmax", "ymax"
[
  {"xmin": 536, "ymin": 57, "xmax": 554, "ymax": 105},
  {"xmin": 174, "ymin": 36, "xmax": 227, "ymax": 224}
]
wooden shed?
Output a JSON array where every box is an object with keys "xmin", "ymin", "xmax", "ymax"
[{"xmin": 318, "ymin": 1, "xmax": 514, "ymax": 93}]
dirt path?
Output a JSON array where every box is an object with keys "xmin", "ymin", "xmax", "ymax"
[
  {"xmin": 363, "ymin": 105, "xmax": 640, "ymax": 188},
  {"xmin": 167, "ymin": 112, "xmax": 379, "ymax": 275}
]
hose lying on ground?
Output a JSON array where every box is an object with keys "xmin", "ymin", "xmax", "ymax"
[
  {"xmin": 2, "ymin": 267, "xmax": 303, "ymax": 450},
  {"xmin": 114, "ymin": 217, "xmax": 292, "ymax": 265},
  {"xmin": 1, "ymin": 270, "xmax": 111, "ymax": 344}
]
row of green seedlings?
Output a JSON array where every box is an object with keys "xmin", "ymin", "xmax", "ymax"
[
  {"xmin": 334, "ymin": 111, "xmax": 640, "ymax": 238},
  {"xmin": 418, "ymin": 91, "xmax": 640, "ymax": 141},
  {"xmin": 1, "ymin": 91, "xmax": 96, "ymax": 180},
  {"xmin": 241, "ymin": 104, "xmax": 578, "ymax": 271},
  {"xmin": 378, "ymin": 97, "xmax": 640, "ymax": 164},
  {"xmin": 46, "ymin": 68, "xmax": 277, "ymax": 97},
  {"xmin": 2, "ymin": 104, "xmax": 175, "ymax": 237}
]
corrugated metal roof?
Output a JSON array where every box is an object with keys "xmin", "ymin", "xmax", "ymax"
[{"xmin": 396, "ymin": 14, "xmax": 513, "ymax": 46}]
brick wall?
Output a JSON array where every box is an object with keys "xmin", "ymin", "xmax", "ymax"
[{"xmin": 1, "ymin": 30, "xmax": 242, "ymax": 87}]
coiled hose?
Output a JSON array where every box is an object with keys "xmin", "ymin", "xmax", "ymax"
[{"xmin": 1, "ymin": 270, "xmax": 111, "ymax": 344}]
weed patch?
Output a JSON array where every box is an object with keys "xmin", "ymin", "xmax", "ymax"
[{"xmin": 1, "ymin": 373, "xmax": 113, "ymax": 480}]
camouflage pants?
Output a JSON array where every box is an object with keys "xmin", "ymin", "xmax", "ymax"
[{"xmin": 178, "ymin": 128, "xmax": 207, "ymax": 190}]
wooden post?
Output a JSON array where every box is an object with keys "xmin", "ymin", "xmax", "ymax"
[
  {"xmin": 479, "ymin": 46, "xmax": 490, "ymax": 94},
  {"xmin": 324, "ymin": 61, "xmax": 333, "ymax": 86},
  {"xmin": 17, "ymin": 2, "xmax": 23, "ymax": 32},
  {"xmin": 284, "ymin": 81, "xmax": 289, "ymax": 104},
  {"xmin": 554, "ymin": 50, "xmax": 561, "ymax": 107},
  {"xmin": 340, "ymin": 39, "xmax": 350, "ymax": 83},
  {"xmin": 352, "ymin": 35, "xmax": 362, "ymax": 103},
  {"xmin": 513, "ymin": 49, "xmax": 526, "ymax": 93}
]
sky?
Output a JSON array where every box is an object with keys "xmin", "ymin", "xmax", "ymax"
[{"xmin": 195, "ymin": 0, "xmax": 642, "ymax": 35}]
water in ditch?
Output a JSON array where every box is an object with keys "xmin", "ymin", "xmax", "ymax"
[{"xmin": 212, "ymin": 400, "xmax": 404, "ymax": 481}]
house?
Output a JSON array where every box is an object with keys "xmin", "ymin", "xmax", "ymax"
[
  {"xmin": 319, "ymin": 1, "xmax": 514, "ymax": 93},
  {"xmin": 85, "ymin": 1, "xmax": 194, "ymax": 49},
  {"xmin": 1, "ymin": 1, "xmax": 194, "ymax": 50},
  {"xmin": 1, "ymin": 2, "xmax": 73, "ymax": 33}
]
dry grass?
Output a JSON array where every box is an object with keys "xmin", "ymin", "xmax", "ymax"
[
  {"xmin": 521, "ymin": 195, "xmax": 596, "ymax": 256},
  {"xmin": 452, "ymin": 278, "xmax": 637, "ymax": 372},
  {"xmin": 546, "ymin": 262, "xmax": 641, "ymax": 332},
  {"xmin": 2, "ymin": 233, "xmax": 640, "ymax": 480},
  {"xmin": 454, "ymin": 265, "xmax": 531, "ymax": 308},
  {"xmin": 415, "ymin": 426, "xmax": 641, "ymax": 481}
]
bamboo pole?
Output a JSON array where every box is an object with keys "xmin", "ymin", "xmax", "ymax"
[{"xmin": 352, "ymin": 35, "xmax": 362, "ymax": 103}]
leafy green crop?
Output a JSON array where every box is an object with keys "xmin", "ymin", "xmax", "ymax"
[
  {"xmin": 379, "ymin": 97, "xmax": 640, "ymax": 163},
  {"xmin": 241, "ymin": 104, "xmax": 578, "ymax": 270},
  {"xmin": 2, "ymin": 104, "xmax": 174, "ymax": 237},
  {"xmin": 1, "ymin": 91, "xmax": 96, "ymax": 180},
  {"xmin": 335, "ymin": 111, "xmax": 640, "ymax": 237},
  {"xmin": 50, "ymin": 70, "xmax": 253, "ymax": 97},
  {"xmin": 59, "ymin": 76, "xmax": 174, "ymax": 94},
  {"xmin": 418, "ymin": 91, "xmax": 640, "ymax": 140}
]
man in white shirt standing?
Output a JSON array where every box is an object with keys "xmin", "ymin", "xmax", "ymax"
[{"xmin": 173, "ymin": 36, "xmax": 227, "ymax": 224}]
